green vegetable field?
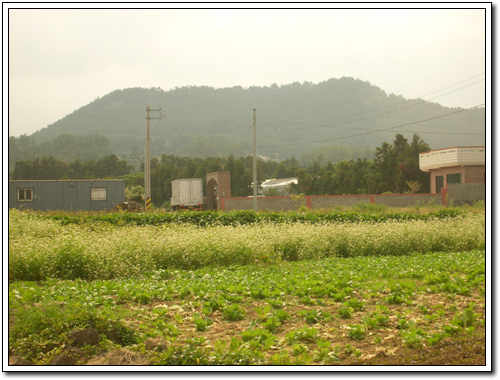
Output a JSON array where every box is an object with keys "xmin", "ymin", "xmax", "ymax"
[{"xmin": 8, "ymin": 208, "xmax": 487, "ymax": 366}]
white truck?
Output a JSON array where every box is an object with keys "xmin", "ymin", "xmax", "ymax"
[{"xmin": 171, "ymin": 178, "xmax": 204, "ymax": 211}]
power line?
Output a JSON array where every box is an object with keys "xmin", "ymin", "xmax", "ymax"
[
  {"xmin": 150, "ymin": 117, "xmax": 162, "ymax": 137},
  {"xmin": 330, "ymin": 125, "xmax": 484, "ymax": 136},
  {"xmin": 259, "ymin": 104, "xmax": 485, "ymax": 149},
  {"xmin": 417, "ymin": 73, "xmax": 485, "ymax": 99}
]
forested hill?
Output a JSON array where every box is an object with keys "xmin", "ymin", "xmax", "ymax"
[{"xmin": 30, "ymin": 77, "xmax": 485, "ymax": 160}]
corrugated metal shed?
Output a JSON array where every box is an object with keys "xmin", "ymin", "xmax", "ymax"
[{"xmin": 8, "ymin": 179, "xmax": 125, "ymax": 211}]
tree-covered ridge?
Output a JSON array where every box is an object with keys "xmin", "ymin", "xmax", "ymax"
[{"xmin": 28, "ymin": 78, "xmax": 485, "ymax": 159}]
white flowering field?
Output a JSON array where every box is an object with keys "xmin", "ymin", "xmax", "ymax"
[
  {"xmin": 8, "ymin": 209, "xmax": 486, "ymax": 366},
  {"xmin": 9, "ymin": 209, "xmax": 485, "ymax": 281}
]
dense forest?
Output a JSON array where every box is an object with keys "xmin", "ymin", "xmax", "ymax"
[
  {"xmin": 10, "ymin": 133, "xmax": 431, "ymax": 208},
  {"xmin": 24, "ymin": 77, "xmax": 485, "ymax": 161}
]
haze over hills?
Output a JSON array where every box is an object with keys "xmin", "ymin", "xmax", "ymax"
[{"xmin": 28, "ymin": 77, "xmax": 485, "ymax": 161}]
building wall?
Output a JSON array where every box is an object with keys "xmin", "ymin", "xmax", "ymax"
[
  {"xmin": 373, "ymin": 194, "xmax": 442, "ymax": 207},
  {"xmin": 222, "ymin": 193, "xmax": 445, "ymax": 211},
  {"xmin": 464, "ymin": 165, "xmax": 486, "ymax": 183},
  {"xmin": 310, "ymin": 195, "xmax": 372, "ymax": 209},
  {"xmin": 9, "ymin": 180, "xmax": 125, "ymax": 211},
  {"xmin": 429, "ymin": 166, "xmax": 465, "ymax": 194},
  {"xmin": 446, "ymin": 183, "xmax": 486, "ymax": 205},
  {"xmin": 222, "ymin": 196, "xmax": 297, "ymax": 212},
  {"xmin": 206, "ymin": 172, "xmax": 231, "ymax": 210},
  {"xmin": 429, "ymin": 165, "xmax": 485, "ymax": 193},
  {"xmin": 206, "ymin": 172, "xmax": 231, "ymax": 198}
]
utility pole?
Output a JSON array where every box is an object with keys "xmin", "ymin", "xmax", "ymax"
[
  {"xmin": 145, "ymin": 105, "xmax": 161, "ymax": 210},
  {"xmin": 253, "ymin": 109, "xmax": 257, "ymax": 212}
]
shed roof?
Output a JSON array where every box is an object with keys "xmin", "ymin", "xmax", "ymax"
[{"xmin": 261, "ymin": 178, "xmax": 298, "ymax": 187}]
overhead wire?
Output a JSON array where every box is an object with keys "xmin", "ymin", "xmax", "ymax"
[
  {"xmin": 415, "ymin": 73, "xmax": 485, "ymax": 99},
  {"xmin": 327, "ymin": 125, "xmax": 484, "ymax": 136},
  {"xmin": 258, "ymin": 104, "xmax": 485, "ymax": 149},
  {"xmin": 150, "ymin": 117, "xmax": 162, "ymax": 138}
]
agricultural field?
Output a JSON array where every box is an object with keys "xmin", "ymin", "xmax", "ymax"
[{"xmin": 8, "ymin": 207, "xmax": 487, "ymax": 367}]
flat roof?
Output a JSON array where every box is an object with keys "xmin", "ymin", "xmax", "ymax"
[{"xmin": 419, "ymin": 146, "xmax": 485, "ymax": 155}]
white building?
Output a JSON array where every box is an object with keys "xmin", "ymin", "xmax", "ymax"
[{"xmin": 419, "ymin": 146, "xmax": 485, "ymax": 193}]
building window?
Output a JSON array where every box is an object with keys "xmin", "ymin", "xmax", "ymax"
[
  {"xmin": 447, "ymin": 173, "xmax": 461, "ymax": 184},
  {"xmin": 91, "ymin": 187, "xmax": 107, "ymax": 201},
  {"xmin": 17, "ymin": 188, "xmax": 33, "ymax": 201}
]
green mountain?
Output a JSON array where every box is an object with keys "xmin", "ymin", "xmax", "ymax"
[{"xmin": 30, "ymin": 77, "xmax": 485, "ymax": 160}]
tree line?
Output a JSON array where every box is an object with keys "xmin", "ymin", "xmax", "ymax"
[
  {"xmin": 10, "ymin": 133, "xmax": 431, "ymax": 208},
  {"xmin": 10, "ymin": 154, "xmax": 133, "ymax": 181},
  {"xmin": 8, "ymin": 134, "xmax": 113, "ymax": 171},
  {"xmin": 291, "ymin": 134, "xmax": 430, "ymax": 196}
]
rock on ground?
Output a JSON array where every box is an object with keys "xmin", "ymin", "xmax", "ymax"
[
  {"xmin": 9, "ymin": 356, "xmax": 34, "ymax": 366},
  {"xmin": 69, "ymin": 328, "xmax": 100, "ymax": 347}
]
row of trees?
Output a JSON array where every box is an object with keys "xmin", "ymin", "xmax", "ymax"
[
  {"xmin": 125, "ymin": 133, "xmax": 431, "ymax": 206},
  {"xmin": 9, "ymin": 133, "xmax": 431, "ymax": 208},
  {"xmin": 8, "ymin": 134, "xmax": 113, "ymax": 171},
  {"xmin": 10, "ymin": 154, "xmax": 133, "ymax": 180}
]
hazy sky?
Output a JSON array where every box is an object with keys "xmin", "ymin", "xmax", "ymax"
[{"xmin": 6, "ymin": 5, "xmax": 488, "ymax": 137}]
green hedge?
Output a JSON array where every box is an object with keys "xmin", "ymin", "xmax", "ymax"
[{"xmin": 38, "ymin": 208, "xmax": 465, "ymax": 227}]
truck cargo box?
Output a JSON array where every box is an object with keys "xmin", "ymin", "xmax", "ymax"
[{"xmin": 171, "ymin": 178, "xmax": 204, "ymax": 210}]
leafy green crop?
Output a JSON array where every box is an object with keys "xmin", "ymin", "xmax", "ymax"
[
  {"xmin": 347, "ymin": 324, "xmax": 366, "ymax": 340},
  {"xmin": 8, "ymin": 246, "xmax": 486, "ymax": 365},
  {"xmin": 223, "ymin": 304, "xmax": 246, "ymax": 321}
]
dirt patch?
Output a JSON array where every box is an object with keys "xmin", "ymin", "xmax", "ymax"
[
  {"xmin": 87, "ymin": 349, "xmax": 150, "ymax": 366},
  {"xmin": 342, "ymin": 327, "xmax": 486, "ymax": 366}
]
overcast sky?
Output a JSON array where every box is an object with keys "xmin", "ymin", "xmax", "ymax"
[{"xmin": 5, "ymin": 4, "xmax": 488, "ymax": 137}]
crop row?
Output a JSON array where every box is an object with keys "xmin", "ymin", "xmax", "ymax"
[
  {"xmin": 34, "ymin": 208, "xmax": 466, "ymax": 227},
  {"xmin": 9, "ymin": 209, "xmax": 485, "ymax": 281},
  {"xmin": 8, "ymin": 250, "xmax": 486, "ymax": 365}
]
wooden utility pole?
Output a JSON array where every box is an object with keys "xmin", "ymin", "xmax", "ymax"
[
  {"xmin": 253, "ymin": 109, "xmax": 257, "ymax": 212},
  {"xmin": 145, "ymin": 106, "xmax": 161, "ymax": 210}
]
